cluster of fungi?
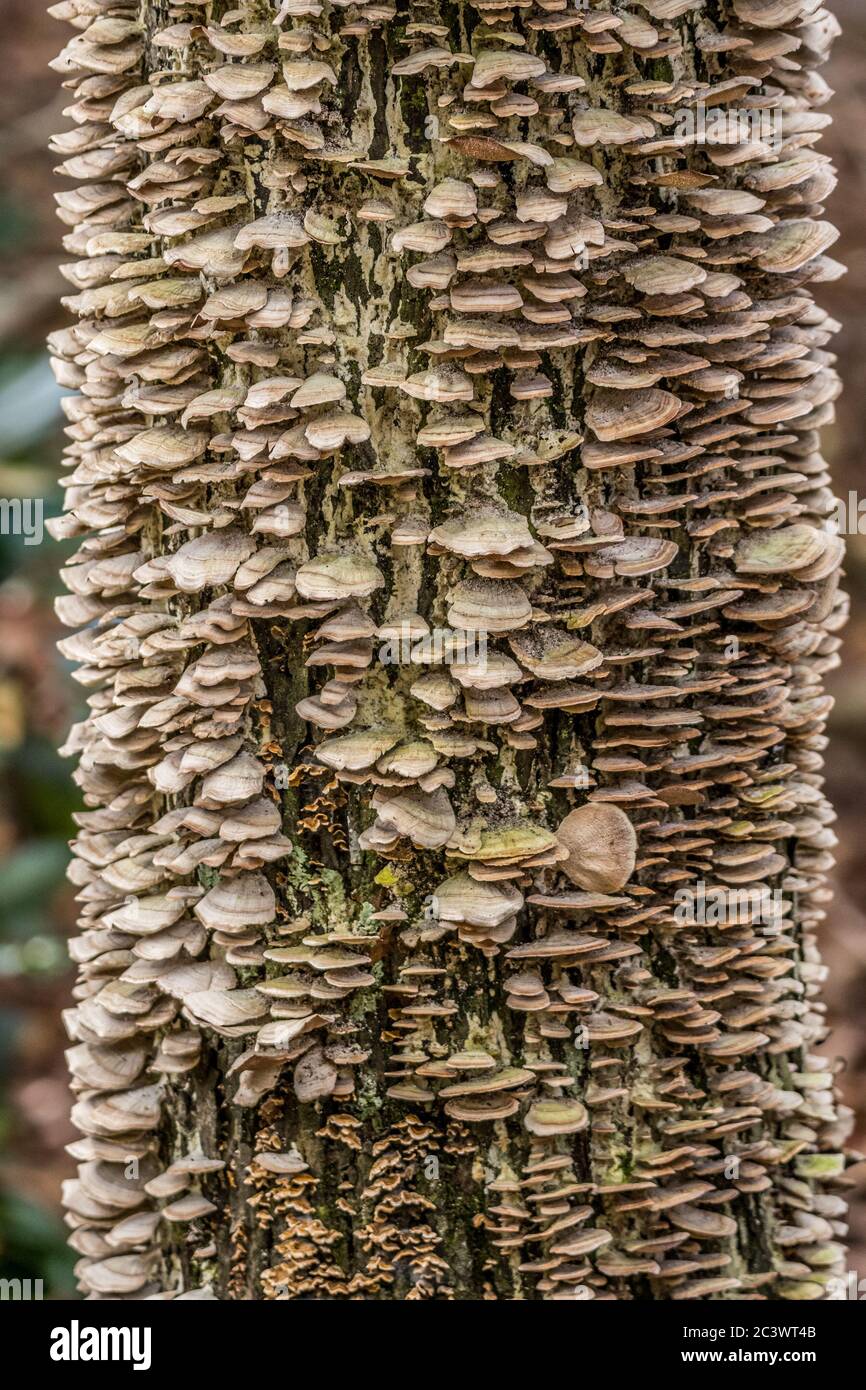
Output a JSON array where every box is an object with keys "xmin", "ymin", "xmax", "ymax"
[{"xmin": 49, "ymin": 0, "xmax": 855, "ymax": 1301}]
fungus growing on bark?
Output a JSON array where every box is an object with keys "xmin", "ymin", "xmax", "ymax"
[{"xmin": 49, "ymin": 0, "xmax": 853, "ymax": 1303}]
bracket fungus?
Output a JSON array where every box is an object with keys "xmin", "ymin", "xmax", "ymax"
[{"xmin": 49, "ymin": 0, "xmax": 853, "ymax": 1304}]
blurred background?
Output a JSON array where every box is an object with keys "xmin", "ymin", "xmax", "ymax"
[{"xmin": 0, "ymin": 0, "xmax": 863, "ymax": 1300}]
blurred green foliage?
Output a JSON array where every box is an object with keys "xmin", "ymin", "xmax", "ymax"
[
  {"xmin": 0, "ymin": 1188, "xmax": 75, "ymax": 1297},
  {"xmin": 0, "ymin": 348, "xmax": 80, "ymax": 1296}
]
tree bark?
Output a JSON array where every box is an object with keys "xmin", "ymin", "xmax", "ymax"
[{"xmin": 50, "ymin": 0, "xmax": 852, "ymax": 1301}]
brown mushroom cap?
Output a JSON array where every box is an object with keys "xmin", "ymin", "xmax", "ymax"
[
  {"xmin": 557, "ymin": 804, "xmax": 638, "ymax": 893},
  {"xmin": 525, "ymin": 1098, "xmax": 589, "ymax": 1136}
]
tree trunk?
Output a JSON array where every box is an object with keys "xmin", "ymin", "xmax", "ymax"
[{"xmin": 50, "ymin": 0, "xmax": 851, "ymax": 1301}]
